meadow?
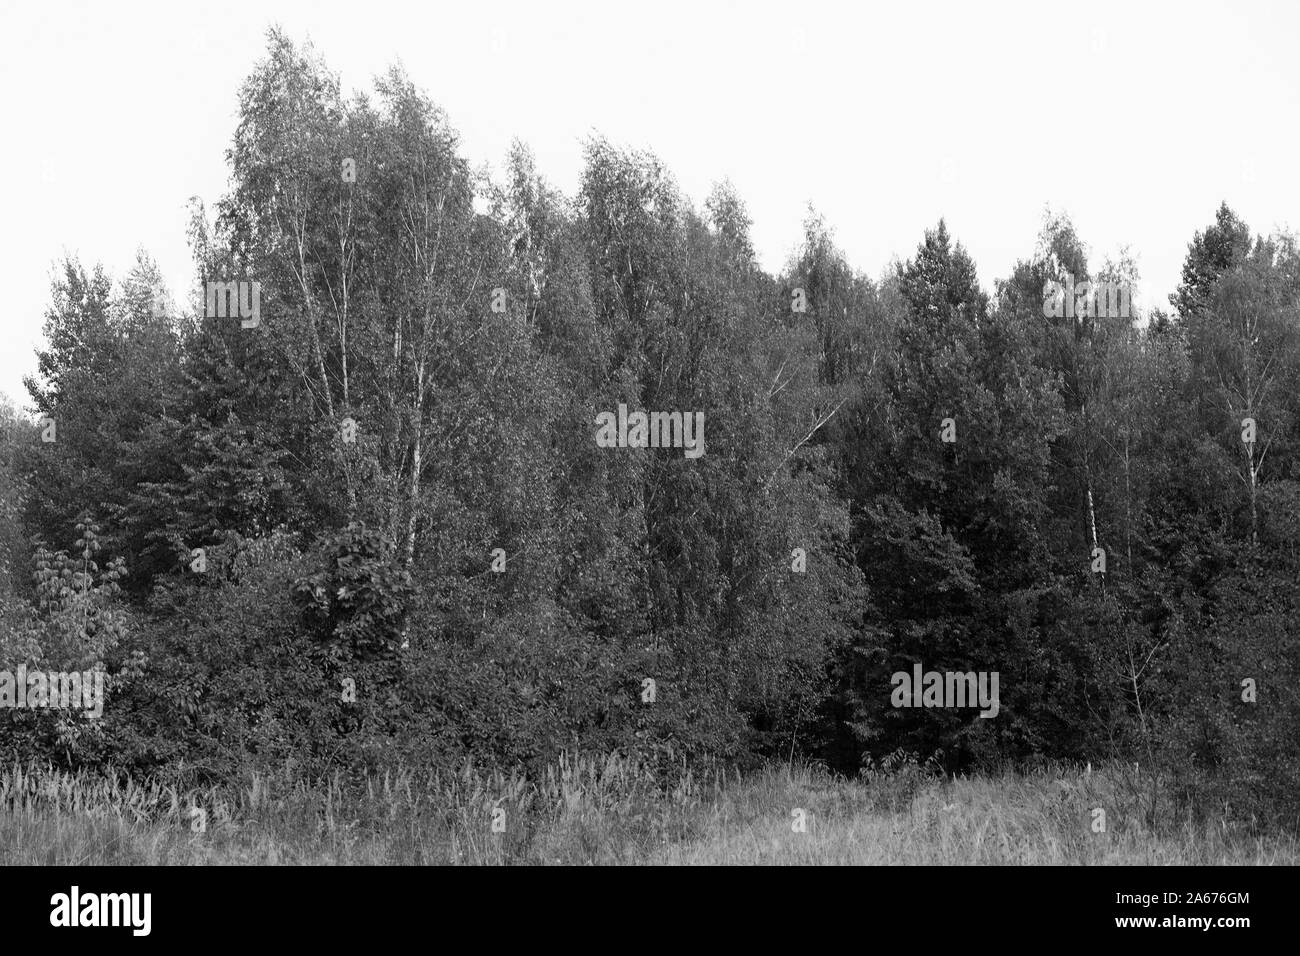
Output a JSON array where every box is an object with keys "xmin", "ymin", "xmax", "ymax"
[{"xmin": 2, "ymin": 757, "xmax": 1293, "ymax": 865}]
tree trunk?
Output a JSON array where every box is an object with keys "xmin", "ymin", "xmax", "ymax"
[{"xmin": 405, "ymin": 362, "xmax": 426, "ymax": 568}]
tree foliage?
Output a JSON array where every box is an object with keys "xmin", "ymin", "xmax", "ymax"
[{"xmin": 2, "ymin": 29, "xmax": 1297, "ymax": 830}]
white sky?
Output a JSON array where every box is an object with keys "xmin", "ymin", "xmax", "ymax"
[{"xmin": 2, "ymin": 0, "xmax": 1298, "ymax": 406}]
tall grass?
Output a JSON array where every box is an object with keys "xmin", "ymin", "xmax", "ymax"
[{"xmin": 1, "ymin": 756, "xmax": 1294, "ymax": 864}]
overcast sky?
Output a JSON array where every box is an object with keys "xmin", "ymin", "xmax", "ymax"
[{"xmin": 2, "ymin": 0, "xmax": 1298, "ymax": 406}]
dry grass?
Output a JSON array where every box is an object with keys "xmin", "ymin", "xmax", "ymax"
[{"xmin": 0, "ymin": 756, "xmax": 1294, "ymax": 865}]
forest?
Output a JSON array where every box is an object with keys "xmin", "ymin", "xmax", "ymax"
[{"xmin": 1, "ymin": 29, "xmax": 1296, "ymax": 838}]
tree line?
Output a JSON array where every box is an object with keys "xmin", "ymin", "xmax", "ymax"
[{"xmin": 1, "ymin": 31, "xmax": 1296, "ymax": 828}]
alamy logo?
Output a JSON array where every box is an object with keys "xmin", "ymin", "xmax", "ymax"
[
  {"xmin": 50, "ymin": 887, "xmax": 150, "ymax": 936},
  {"xmin": 1042, "ymin": 275, "xmax": 1131, "ymax": 320},
  {"xmin": 595, "ymin": 404, "xmax": 705, "ymax": 459},
  {"xmin": 891, "ymin": 663, "xmax": 999, "ymax": 718},
  {"xmin": 204, "ymin": 280, "xmax": 261, "ymax": 328},
  {"xmin": 0, "ymin": 666, "xmax": 104, "ymax": 718}
]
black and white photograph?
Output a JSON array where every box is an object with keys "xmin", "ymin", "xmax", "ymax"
[{"xmin": 0, "ymin": 0, "xmax": 1293, "ymax": 933}]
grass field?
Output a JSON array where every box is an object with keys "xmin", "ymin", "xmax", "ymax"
[{"xmin": 1, "ymin": 756, "xmax": 1294, "ymax": 865}]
